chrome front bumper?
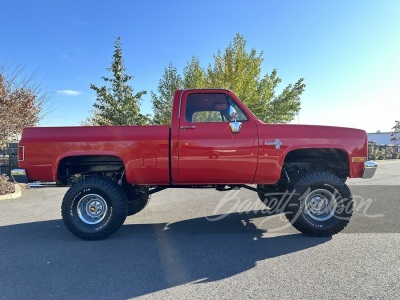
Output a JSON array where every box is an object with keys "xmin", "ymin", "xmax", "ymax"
[{"xmin": 362, "ymin": 161, "xmax": 378, "ymax": 179}]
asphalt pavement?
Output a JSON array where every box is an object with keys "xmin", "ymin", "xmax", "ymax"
[{"xmin": 0, "ymin": 161, "xmax": 399, "ymax": 299}]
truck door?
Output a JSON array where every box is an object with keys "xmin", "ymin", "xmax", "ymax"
[{"xmin": 177, "ymin": 91, "xmax": 258, "ymax": 184}]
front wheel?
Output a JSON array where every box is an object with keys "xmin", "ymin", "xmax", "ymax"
[
  {"xmin": 285, "ymin": 172, "xmax": 353, "ymax": 236},
  {"xmin": 61, "ymin": 177, "xmax": 128, "ymax": 240},
  {"xmin": 257, "ymin": 184, "xmax": 283, "ymax": 209}
]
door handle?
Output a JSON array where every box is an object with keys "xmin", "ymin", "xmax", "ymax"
[{"xmin": 181, "ymin": 126, "xmax": 196, "ymax": 130}]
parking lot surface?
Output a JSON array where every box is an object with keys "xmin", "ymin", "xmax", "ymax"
[{"xmin": 0, "ymin": 161, "xmax": 399, "ymax": 299}]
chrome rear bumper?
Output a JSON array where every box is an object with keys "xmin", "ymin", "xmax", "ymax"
[
  {"xmin": 362, "ymin": 161, "xmax": 378, "ymax": 179},
  {"xmin": 11, "ymin": 169, "xmax": 29, "ymax": 184}
]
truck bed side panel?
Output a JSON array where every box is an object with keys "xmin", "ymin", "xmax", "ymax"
[{"xmin": 19, "ymin": 126, "xmax": 170, "ymax": 185}]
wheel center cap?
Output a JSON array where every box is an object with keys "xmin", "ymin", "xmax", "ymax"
[{"xmin": 309, "ymin": 197, "xmax": 328, "ymax": 215}]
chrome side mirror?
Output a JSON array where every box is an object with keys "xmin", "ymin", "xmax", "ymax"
[
  {"xmin": 229, "ymin": 105, "xmax": 237, "ymax": 121},
  {"xmin": 228, "ymin": 105, "xmax": 241, "ymax": 133},
  {"xmin": 229, "ymin": 121, "xmax": 242, "ymax": 133}
]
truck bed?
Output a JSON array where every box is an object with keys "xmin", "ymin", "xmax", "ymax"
[{"xmin": 18, "ymin": 126, "xmax": 171, "ymax": 184}]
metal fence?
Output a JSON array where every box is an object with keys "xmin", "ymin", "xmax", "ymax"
[{"xmin": 0, "ymin": 148, "xmax": 18, "ymax": 176}]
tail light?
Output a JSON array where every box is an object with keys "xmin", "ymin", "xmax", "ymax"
[{"xmin": 18, "ymin": 146, "xmax": 24, "ymax": 161}]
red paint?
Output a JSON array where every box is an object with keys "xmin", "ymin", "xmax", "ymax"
[{"xmin": 18, "ymin": 89, "xmax": 369, "ymax": 184}]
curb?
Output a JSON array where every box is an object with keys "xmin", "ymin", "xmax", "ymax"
[{"xmin": 0, "ymin": 184, "xmax": 22, "ymax": 201}]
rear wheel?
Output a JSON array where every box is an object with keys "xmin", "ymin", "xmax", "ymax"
[
  {"xmin": 122, "ymin": 183, "xmax": 151, "ymax": 216},
  {"xmin": 285, "ymin": 172, "xmax": 353, "ymax": 236},
  {"xmin": 61, "ymin": 177, "xmax": 128, "ymax": 240}
]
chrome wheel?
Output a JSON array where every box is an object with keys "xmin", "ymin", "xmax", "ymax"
[
  {"xmin": 304, "ymin": 189, "xmax": 337, "ymax": 222},
  {"xmin": 77, "ymin": 194, "xmax": 108, "ymax": 225},
  {"xmin": 62, "ymin": 177, "xmax": 128, "ymax": 240}
]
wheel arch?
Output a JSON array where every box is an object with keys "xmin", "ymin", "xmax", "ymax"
[
  {"xmin": 282, "ymin": 147, "xmax": 351, "ymax": 179},
  {"xmin": 55, "ymin": 152, "xmax": 125, "ymax": 184}
]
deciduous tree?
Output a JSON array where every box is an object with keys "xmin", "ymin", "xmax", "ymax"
[
  {"xmin": 0, "ymin": 65, "xmax": 47, "ymax": 149},
  {"xmin": 151, "ymin": 33, "xmax": 305, "ymax": 124}
]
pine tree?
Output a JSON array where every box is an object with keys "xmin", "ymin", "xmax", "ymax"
[{"xmin": 87, "ymin": 37, "xmax": 150, "ymax": 126}]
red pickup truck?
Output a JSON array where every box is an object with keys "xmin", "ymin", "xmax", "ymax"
[{"xmin": 13, "ymin": 89, "xmax": 377, "ymax": 240}]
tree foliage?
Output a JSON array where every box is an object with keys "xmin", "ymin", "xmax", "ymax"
[
  {"xmin": 151, "ymin": 64, "xmax": 183, "ymax": 126},
  {"xmin": 151, "ymin": 33, "xmax": 305, "ymax": 125},
  {"xmin": 86, "ymin": 37, "xmax": 150, "ymax": 126},
  {"xmin": 0, "ymin": 65, "xmax": 47, "ymax": 149},
  {"xmin": 391, "ymin": 120, "xmax": 400, "ymax": 151},
  {"xmin": 183, "ymin": 57, "xmax": 206, "ymax": 88}
]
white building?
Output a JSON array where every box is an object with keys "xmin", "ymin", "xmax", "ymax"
[{"xmin": 368, "ymin": 132, "xmax": 399, "ymax": 151}]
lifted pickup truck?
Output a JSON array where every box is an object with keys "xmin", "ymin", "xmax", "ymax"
[{"xmin": 13, "ymin": 89, "xmax": 377, "ymax": 240}]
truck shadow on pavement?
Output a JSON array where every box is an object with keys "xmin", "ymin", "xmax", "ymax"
[{"xmin": 0, "ymin": 211, "xmax": 330, "ymax": 299}]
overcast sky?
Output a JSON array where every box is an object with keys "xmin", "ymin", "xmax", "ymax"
[{"xmin": 1, "ymin": 0, "xmax": 399, "ymax": 132}]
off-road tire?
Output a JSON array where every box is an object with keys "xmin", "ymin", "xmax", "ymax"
[
  {"xmin": 257, "ymin": 184, "xmax": 284, "ymax": 209},
  {"xmin": 127, "ymin": 197, "xmax": 150, "ymax": 216},
  {"xmin": 61, "ymin": 177, "xmax": 128, "ymax": 240},
  {"xmin": 285, "ymin": 172, "xmax": 353, "ymax": 236},
  {"xmin": 122, "ymin": 183, "xmax": 150, "ymax": 216}
]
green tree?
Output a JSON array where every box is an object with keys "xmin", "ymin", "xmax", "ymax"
[
  {"xmin": 183, "ymin": 56, "xmax": 206, "ymax": 88},
  {"xmin": 86, "ymin": 37, "xmax": 150, "ymax": 126},
  {"xmin": 205, "ymin": 34, "xmax": 305, "ymax": 123},
  {"xmin": 151, "ymin": 64, "xmax": 183, "ymax": 125},
  {"xmin": 151, "ymin": 33, "xmax": 305, "ymax": 124}
]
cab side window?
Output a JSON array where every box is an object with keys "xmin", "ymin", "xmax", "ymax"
[
  {"xmin": 192, "ymin": 111, "xmax": 224, "ymax": 122},
  {"xmin": 185, "ymin": 93, "xmax": 248, "ymax": 123}
]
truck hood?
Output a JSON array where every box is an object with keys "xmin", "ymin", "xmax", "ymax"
[{"xmin": 256, "ymin": 123, "xmax": 368, "ymax": 155}]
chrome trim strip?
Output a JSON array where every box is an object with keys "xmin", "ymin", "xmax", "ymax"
[
  {"xmin": 178, "ymin": 91, "xmax": 184, "ymax": 119},
  {"xmin": 180, "ymin": 126, "xmax": 196, "ymax": 130}
]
